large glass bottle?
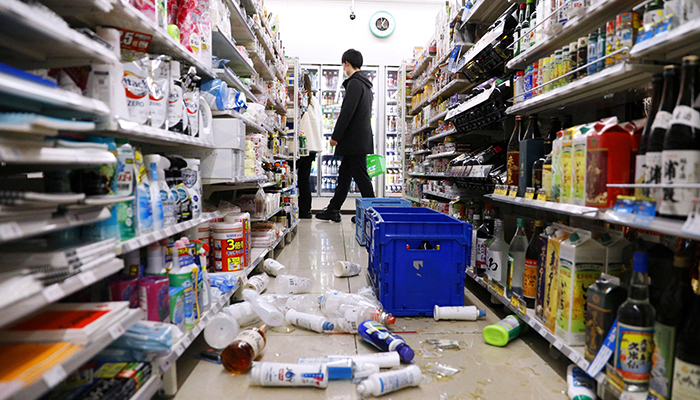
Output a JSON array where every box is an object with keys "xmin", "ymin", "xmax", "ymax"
[
  {"xmin": 507, "ymin": 218, "xmax": 529, "ymax": 298},
  {"xmin": 476, "ymin": 204, "xmax": 495, "ymax": 277},
  {"xmin": 540, "ymin": 117, "xmax": 561, "ymax": 197},
  {"xmin": 507, "ymin": 116, "xmax": 524, "ymax": 186},
  {"xmin": 660, "ymin": 56, "xmax": 700, "ymax": 218},
  {"xmin": 615, "ymin": 252, "xmax": 655, "ymax": 392},
  {"xmin": 520, "ymin": 0, "xmax": 534, "ymax": 53},
  {"xmin": 636, "ymin": 73, "xmax": 664, "ymax": 197},
  {"xmin": 648, "ymin": 239, "xmax": 694, "ymax": 400},
  {"xmin": 646, "ymin": 65, "xmax": 680, "ymax": 207},
  {"xmin": 520, "ymin": 115, "xmax": 543, "ymax": 194},
  {"xmin": 486, "ymin": 218, "xmax": 509, "ymax": 284},
  {"xmin": 523, "ymin": 220, "xmax": 544, "ymax": 308},
  {"xmin": 672, "ymin": 289, "xmax": 700, "ymax": 400},
  {"xmin": 222, "ymin": 325, "xmax": 268, "ymax": 374},
  {"xmin": 514, "ymin": 4, "xmax": 526, "ymax": 57}
]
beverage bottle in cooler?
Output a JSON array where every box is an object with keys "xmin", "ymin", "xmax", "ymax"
[
  {"xmin": 648, "ymin": 239, "xmax": 694, "ymax": 400},
  {"xmin": 475, "ymin": 205, "xmax": 494, "ymax": 276},
  {"xmin": 507, "ymin": 116, "xmax": 523, "ymax": 186},
  {"xmin": 539, "ymin": 117, "xmax": 561, "ymax": 197},
  {"xmin": 550, "ymin": 130, "xmax": 564, "ymax": 201},
  {"xmin": 636, "ymin": 73, "xmax": 664, "ymax": 197},
  {"xmin": 672, "ymin": 288, "xmax": 700, "ymax": 400},
  {"xmin": 519, "ymin": 114, "xmax": 543, "ymax": 195},
  {"xmin": 646, "ymin": 65, "xmax": 681, "ymax": 208},
  {"xmin": 577, "ymin": 36, "xmax": 588, "ymax": 80},
  {"xmin": 523, "ymin": 220, "xmax": 544, "ymax": 308},
  {"xmin": 615, "ymin": 252, "xmax": 655, "ymax": 392},
  {"xmin": 486, "ymin": 218, "xmax": 509, "ymax": 284},
  {"xmin": 507, "ymin": 218, "xmax": 529, "ymax": 298},
  {"xmin": 221, "ymin": 325, "xmax": 268, "ymax": 374},
  {"xmin": 660, "ymin": 56, "xmax": 700, "ymax": 218}
]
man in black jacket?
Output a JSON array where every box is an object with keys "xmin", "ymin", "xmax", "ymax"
[{"xmin": 316, "ymin": 49, "xmax": 375, "ymax": 222}]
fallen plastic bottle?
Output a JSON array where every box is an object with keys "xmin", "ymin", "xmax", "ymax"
[
  {"xmin": 248, "ymin": 362, "xmax": 328, "ymax": 388},
  {"xmin": 274, "ymin": 274, "xmax": 313, "ymax": 294},
  {"xmin": 242, "ymin": 288, "xmax": 284, "ymax": 326},
  {"xmin": 298, "ymin": 352, "xmax": 401, "ymax": 369},
  {"xmin": 356, "ymin": 365, "xmax": 422, "ymax": 396},
  {"xmin": 285, "ymin": 310, "xmax": 334, "ymax": 333},
  {"xmin": 204, "ymin": 309, "xmax": 240, "ymax": 349},
  {"xmin": 320, "ymin": 289, "xmax": 382, "ymax": 314},
  {"xmin": 244, "ymin": 273, "xmax": 270, "ymax": 294},
  {"xmin": 260, "ymin": 293, "xmax": 319, "ymax": 314},
  {"xmin": 358, "ymin": 320, "xmax": 414, "ymax": 363},
  {"xmin": 262, "ymin": 258, "xmax": 287, "ymax": 276},
  {"xmin": 324, "ymin": 358, "xmax": 380, "ymax": 380},
  {"xmin": 433, "ymin": 305, "xmax": 486, "ymax": 321},
  {"xmin": 328, "ymin": 304, "xmax": 395, "ymax": 333}
]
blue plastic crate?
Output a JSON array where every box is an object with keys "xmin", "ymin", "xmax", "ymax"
[
  {"xmin": 364, "ymin": 207, "xmax": 471, "ymax": 317},
  {"xmin": 354, "ymin": 198, "xmax": 411, "ymax": 245}
]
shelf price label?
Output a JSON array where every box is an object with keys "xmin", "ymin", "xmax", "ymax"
[
  {"xmin": 524, "ymin": 187, "xmax": 535, "ymax": 200},
  {"xmin": 490, "ymin": 280, "xmax": 505, "ymax": 297},
  {"xmin": 119, "ymin": 28, "xmax": 152, "ymax": 53},
  {"xmin": 43, "ymin": 365, "xmax": 67, "ymax": 389},
  {"xmin": 536, "ymin": 188, "xmax": 547, "ymax": 202},
  {"xmin": 508, "ymin": 186, "xmax": 518, "ymax": 197},
  {"xmin": 518, "ymin": 301, "xmax": 527, "ymax": 315},
  {"xmin": 482, "ymin": 275, "xmax": 488, "ymax": 286}
]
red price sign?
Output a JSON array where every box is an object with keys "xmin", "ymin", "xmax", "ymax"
[{"xmin": 119, "ymin": 29, "xmax": 152, "ymax": 52}]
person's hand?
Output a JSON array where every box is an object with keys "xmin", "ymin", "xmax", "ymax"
[{"xmin": 330, "ymin": 139, "xmax": 338, "ymax": 147}]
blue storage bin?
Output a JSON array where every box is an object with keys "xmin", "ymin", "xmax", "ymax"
[
  {"xmin": 364, "ymin": 207, "xmax": 471, "ymax": 316},
  {"xmin": 354, "ymin": 198, "xmax": 411, "ymax": 245}
]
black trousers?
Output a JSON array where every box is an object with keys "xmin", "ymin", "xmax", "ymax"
[
  {"xmin": 297, "ymin": 152, "xmax": 317, "ymax": 215},
  {"xmin": 328, "ymin": 155, "xmax": 375, "ymax": 211}
]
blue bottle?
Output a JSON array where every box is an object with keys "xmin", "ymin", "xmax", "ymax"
[{"xmin": 358, "ymin": 320, "xmax": 414, "ymax": 363}]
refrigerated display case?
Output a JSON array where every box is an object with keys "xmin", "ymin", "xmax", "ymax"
[
  {"xmin": 302, "ymin": 63, "xmax": 379, "ymax": 198},
  {"xmin": 384, "ymin": 66, "xmax": 402, "ymax": 196}
]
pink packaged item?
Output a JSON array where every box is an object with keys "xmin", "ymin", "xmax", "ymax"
[
  {"xmin": 177, "ymin": 0, "xmax": 201, "ymax": 56},
  {"xmin": 132, "ymin": 0, "xmax": 156, "ymax": 22}
]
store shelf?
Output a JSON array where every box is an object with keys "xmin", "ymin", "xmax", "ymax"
[
  {"xmin": 426, "ymin": 128, "xmax": 458, "ymax": 142},
  {"xmin": 273, "ymin": 154, "xmax": 293, "ymax": 161},
  {"xmin": 0, "ymin": 206, "xmax": 110, "ymax": 244},
  {"xmin": 117, "ymin": 211, "xmax": 223, "ymax": 255},
  {"xmin": 269, "ymin": 186, "xmax": 294, "ymax": 193},
  {"xmin": 0, "ymin": 0, "xmax": 118, "ymax": 69},
  {"xmin": 202, "ymin": 175, "xmax": 267, "ymax": 186},
  {"xmin": 460, "ymin": 0, "xmax": 511, "ymax": 27},
  {"xmin": 411, "ymin": 55, "xmax": 434, "ymax": 79},
  {"xmin": 0, "ymin": 70, "xmax": 110, "ymax": 119},
  {"xmin": 0, "ymin": 141, "xmax": 117, "ymax": 166},
  {"xmin": 410, "ymin": 149, "xmax": 431, "ymax": 155},
  {"xmin": 426, "ymin": 150, "xmax": 460, "ymax": 159},
  {"xmin": 408, "ymin": 172, "xmax": 450, "ymax": 179},
  {"xmin": 66, "ymin": 0, "xmax": 215, "ymax": 79},
  {"xmin": 222, "ymin": 0, "xmax": 255, "ymax": 43},
  {"xmin": 252, "ymin": 24, "xmax": 276, "ymax": 63},
  {"xmin": 249, "ymin": 50, "xmax": 275, "ymax": 81},
  {"xmin": 631, "ymin": 18, "xmax": 700, "ymax": 62},
  {"xmin": 465, "ymin": 270, "xmax": 605, "ymax": 384},
  {"xmin": 507, "ymin": 0, "xmax": 641, "ymax": 70},
  {"xmin": 215, "ymin": 68, "xmax": 257, "ymax": 103},
  {"xmin": 485, "ymin": 194, "xmax": 700, "ymax": 241},
  {"xmin": 211, "ymin": 109, "xmax": 267, "ymax": 132},
  {"xmin": 405, "ymin": 195, "xmax": 421, "ymax": 203},
  {"xmin": 251, "ymin": 206, "xmax": 283, "ymax": 222},
  {"xmin": 423, "ymin": 190, "xmax": 459, "ymax": 201},
  {"xmin": 409, "ymin": 97, "xmax": 431, "ymax": 115},
  {"xmin": 212, "ymin": 30, "xmax": 255, "ymax": 77},
  {"xmin": 428, "ymin": 79, "xmax": 475, "ymax": 102},
  {"xmin": 0, "ymin": 256, "xmax": 123, "ymax": 329},
  {"xmin": 128, "ymin": 374, "xmax": 162, "ymax": 400},
  {"xmin": 506, "ymin": 62, "xmax": 662, "ymax": 115},
  {"xmin": 96, "ymin": 119, "xmax": 216, "ymax": 148},
  {"xmin": 411, "ymin": 76, "xmax": 435, "ymax": 96},
  {"xmin": 410, "ymin": 124, "xmax": 437, "ymax": 136},
  {"xmin": 7, "ymin": 308, "xmax": 143, "ymax": 400}
]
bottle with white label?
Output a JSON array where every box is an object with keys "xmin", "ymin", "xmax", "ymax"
[
  {"xmin": 433, "ymin": 305, "xmax": 486, "ymax": 321},
  {"xmin": 660, "ymin": 56, "xmax": 700, "ymax": 218},
  {"xmin": 154, "ymin": 155, "xmax": 176, "ymax": 227},
  {"xmin": 242, "ymin": 289, "xmax": 284, "ymax": 326},
  {"xmin": 274, "ymin": 274, "xmax": 313, "ymax": 294},
  {"xmin": 298, "ymin": 352, "xmax": 401, "ymax": 369},
  {"xmin": 486, "ymin": 218, "xmax": 509, "ymax": 284},
  {"xmin": 167, "ymin": 61, "xmax": 186, "ymax": 133},
  {"xmin": 262, "ymin": 259, "xmax": 287, "ymax": 276},
  {"xmin": 221, "ymin": 325, "xmax": 267, "ymax": 374},
  {"xmin": 245, "ymin": 273, "xmax": 269, "ymax": 294},
  {"xmin": 182, "ymin": 158, "xmax": 202, "ymax": 219},
  {"xmin": 249, "ymin": 362, "xmax": 328, "ymax": 388},
  {"xmin": 285, "ymin": 310, "xmax": 334, "ymax": 333},
  {"xmin": 225, "ymin": 302, "xmax": 260, "ymax": 327},
  {"xmin": 646, "ymin": 65, "xmax": 680, "ymax": 208},
  {"xmin": 204, "ymin": 310, "xmax": 240, "ymax": 349},
  {"xmin": 144, "ymin": 155, "xmax": 164, "ymax": 231},
  {"xmin": 356, "ymin": 365, "xmax": 422, "ymax": 397},
  {"xmin": 672, "ymin": 290, "xmax": 700, "ymax": 400}
]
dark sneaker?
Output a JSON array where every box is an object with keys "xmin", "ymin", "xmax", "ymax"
[
  {"xmin": 315, "ymin": 209, "xmax": 341, "ymax": 222},
  {"xmin": 351, "ymin": 216, "xmax": 356, "ymax": 224},
  {"xmin": 300, "ymin": 212, "xmax": 312, "ymax": 219}
]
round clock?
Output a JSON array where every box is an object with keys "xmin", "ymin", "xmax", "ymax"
[{"xmin": 369, "ymin": 11, "xmax": 395, "ymax": 38}]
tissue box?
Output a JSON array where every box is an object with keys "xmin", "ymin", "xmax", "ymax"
[{"xmin": 212, "ymin": 119, "xmax": 246, "ymax": 150}]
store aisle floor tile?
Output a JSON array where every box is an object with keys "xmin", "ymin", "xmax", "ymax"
[{"xmin": 173, "ymin": 218, "xmax": 568, "ymax": 400}]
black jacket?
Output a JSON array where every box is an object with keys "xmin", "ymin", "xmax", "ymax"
[{"xmin": 331, "ymin": 71, "xmax": 374, "ymax": 156}]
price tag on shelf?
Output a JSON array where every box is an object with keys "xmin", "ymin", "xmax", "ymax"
[
  {"xmin": 682, "ymin": 200, "xmax": 700, "ymax": 236},
  {"xmin": 43, "ymin": 365, "xmax": 67, "ymax": 389},
  {"xmin": 538, "ymin": 326, "xmax": 548, "ymax": 336},
  {"xmin": 183, "ymin": 335, "xmax": 193, "ymax": 348},
  {"xmin": 78, "ymin": 271, "xmax": 98, "ymax": 287},
  {"xmin": 527, "ymin": 317, "xmax": 537, "ymax": 328},
  {"xmin": 482, "ymin": 275, "xmax": 488, "ymax": 286},
  {"xmin": 491, "ymin": 281, "xmax": 505, "ymax": 297},
  {"xmin": 510, "ymin": 296, "xmax": 520, "ymax": 309},
  {"xmin": 508, "ymin": 186, "xmax": 518, "ymax": 197},
  {"xmin": 0, "ymin": 222, "xmax": 22, "ymax": 241},
  {"xmin": 536, "ymin": 188, "xmax": 547, "ymax": 202},
  {"xmin": 119, "ymin": 28, "xmax": 152, "ymax": 53},
  {"xmin": 553, "ymin": 339, "xmax": 564, "ymax": 350},
  {"xmin": 174, "ymin": 343, "xmax": 185, "ymax": 357},
  {"xmin": 518, "ymin": 301, "xmax": 527, "ymax": 315},
  {"xmin": 160, "ymin": 358, "xmax": 173, "ymax": 374},
  {"xmin": 43, "ymin": 284, "xmax": 65, "ymax": 303},
  {"xmin": 109, "ymin": 323, "xmax": 125, "ymax": 340},
  {"xmin": 524, "ymin": 187, "xmax": 535, "ymax": 200}
]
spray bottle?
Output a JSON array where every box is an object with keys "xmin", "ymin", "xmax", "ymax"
[
  {"xmin": 155, "ymin": 155, "xmax": 176, "ymax": 227},
  {"xmin": 115, "ymin": 140, "xmax": 136, "ymax": 240},
  {"xmin": 182, "ymin": 158, "xmax": 202, "ymax": 218},
  {"xmin": 169, "ymin": 156, "xmax": 192, "ymax": 221},
  {"xmin": 358, "ymin": 320, "xmax": 414, "ymax": 363},
  {"xmin": 164, "ymin": 157, "xmax": 181, "ymax": 223},
  {"xmin": 133, "ymin": 149, "xmax": 153, "ymax": 234},
  {"xmin": 144, "ymin": 155, "xmax": 164, "ymax": 231}
]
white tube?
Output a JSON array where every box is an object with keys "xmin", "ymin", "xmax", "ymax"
[
  {"xmin": 248, "ymin": 362, "xmax": 329, "ymax": 388},
  {"xmin": 262, "ymin": 259, "xmax": 287, "ymax": 276},
  {"xmin": 203, "ymin": 311, "xmax": 240, "ymax": 349},
  {"xmin": 285, "ymin": 310, "xmax": 334, "ymax": 333},
  {"xmin": 298, "ymin": 352, "xmax": 401, "ymax": 369},
  {"xmin": 356, "ymin": 365, "xmax": 422, "ymax": 397},
  {"xmin": 274, "ymin": 274, "xmax": 313, "ymax": 294},
  {"xmin": 354, "ymin": 362, "xmax": 380, "ymax": 379},
  {"xmin": 333, "ymin": 261, "xmax": 361, "ymax": 277},
  {"xmin": 433, "ymin": 305, "xmax": 487, "ymax": 321},
  {"xmin": 242, "ymin": 289, "xmax": 284, "ymax": 326},
  {"xmin": 225, "ymin": 302, "xmax": 260, "ymax": 327},
  {"xmin": 245, "ymin": 273, "xmax": 270, "ymax": 294}
]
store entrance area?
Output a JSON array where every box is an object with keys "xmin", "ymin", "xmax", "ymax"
[{"xmin": 172, "ymin": 219, "xmax": 568, "ymax": 399}]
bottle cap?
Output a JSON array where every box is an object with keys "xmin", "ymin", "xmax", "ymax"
[
  {"xmin": 633, "ymin": 252, "xmax": 649, "ymax": 274},
  {"xmin": 327, "ymin": 359, "xmax": 353, "ymax": 380},
  {"xmin": 386, "ymin": 315, "xmax": 396, "ymax": 325},
  {"xmin": 396, "ymin": 343, "xmax": 415, "ymax": 363},
  {"xmin": 568, "ymin": 232, "xmax": 580, "ymax": 243},
  {"xmin": 478, "ymin": 309, "xmax": 487, "ymax": 318},
  {"xmin": 323, "ymin": 321, "xmax": 334, "ymax": 331}
]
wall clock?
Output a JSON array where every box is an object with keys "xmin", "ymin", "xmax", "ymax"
[{"xmin": 369, "ymin": 11, "xmax": 395, "ymax": 38}]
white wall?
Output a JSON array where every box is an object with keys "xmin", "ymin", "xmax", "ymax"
[{"xmin": 265, "ymin": 0, "xmax": 445, "ymax": 66}]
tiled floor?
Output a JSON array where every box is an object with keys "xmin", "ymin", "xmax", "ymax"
[{"xmin": 173, "ymin": 218, "xmax": 569, "ymax": 399}]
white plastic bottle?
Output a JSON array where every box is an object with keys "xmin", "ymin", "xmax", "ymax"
[
  {"xmin": 242, "ymin": 288, "xmax": 284, "ymax": 326},
  {"xmin": 356, "ymin": 365, "xmax": 422, "ymax": 397},
  {"xmin": 262, "ymin": 259, "xmax": 287, "ymax": 276},
  {"xmin": 298, "ymin": 352, "xmax": 401, "ymax": 369},
  {"xmin": 144, "ymin": 155, "xmax": 164, "ymax": 230},
  {"xmin": 433, "ymin": 305, "xmax": 487, "ymax": 321},
  {"xmin": 245, "ymin": 273, "xmax": 270, "ymax": 294},
  {"xmin": 155, "ymin": 156, "xmax": 176, "ymax": 227},
  {"xmin": 274, "ymin": 274, "xmax": 312, "ymax": 294},
  {"xmin": 183, "ymin": 158, "xmax": 202, "ymax": 218},
  {"xmin": 145, "ymin": 242, "xmax": 167, "ymax": 276},
  {"xmin": 204, "ymin": 310, "xmax": 240, "ymax": 349},
  {"xmin": 566, "ymin": 364, "xmax": 595, "ymax": 400},
  {"xmin": 285, "ymin": 310, "xmax": 334, "ymax": 333},
  {"xmin": 225, "ymin": 302, "xmax": 260, "ymax": 327},
  {"xmin": 249, "ymin": 362, "xmax": 329, "ymax": 388}
]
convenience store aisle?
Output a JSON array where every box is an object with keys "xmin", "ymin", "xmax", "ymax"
[{"xmin": 174, "ymin": 218, "xmax": 568, "ymax": 399}]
